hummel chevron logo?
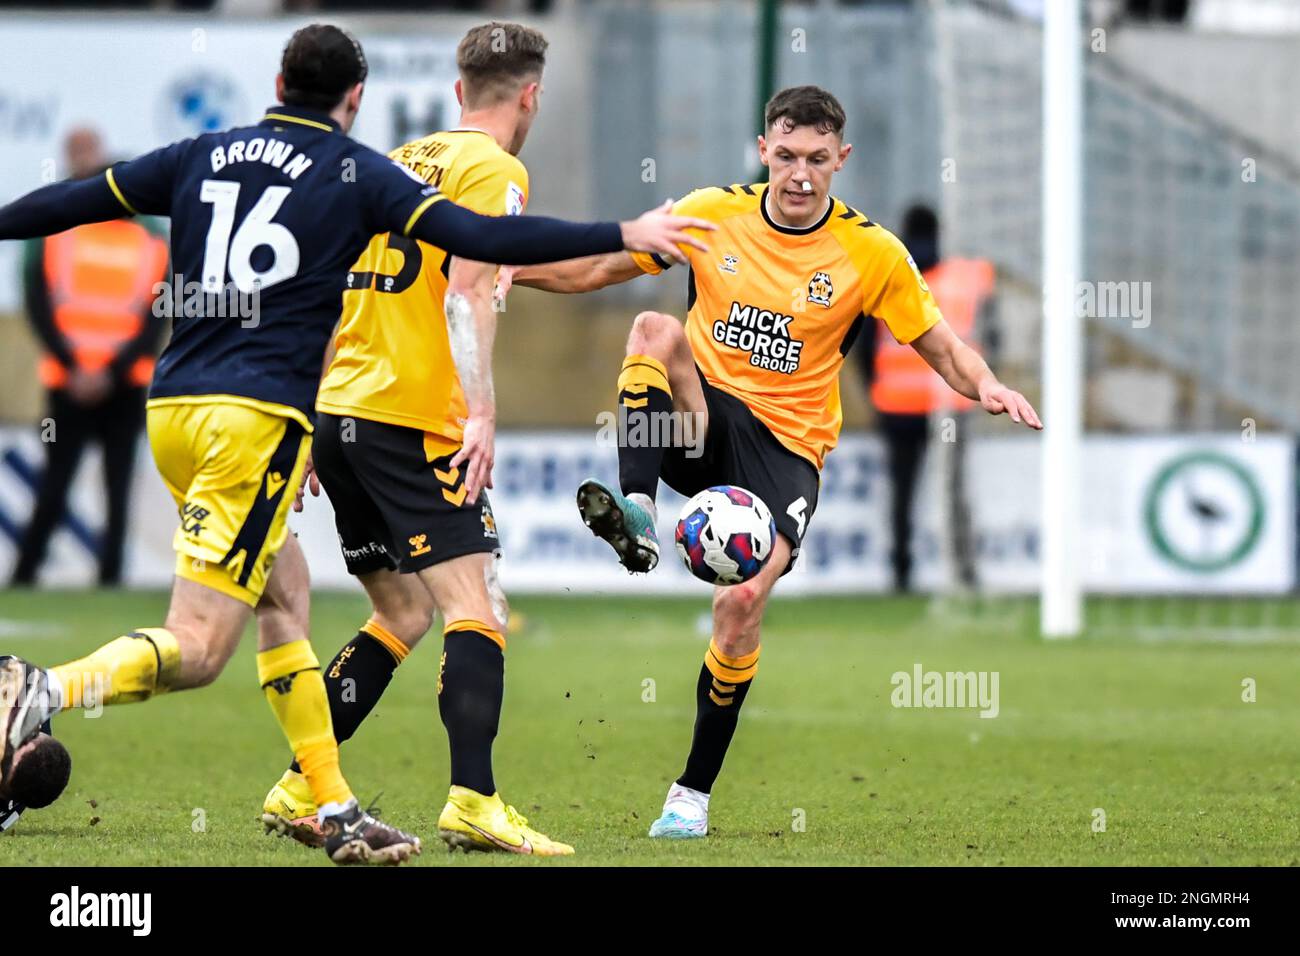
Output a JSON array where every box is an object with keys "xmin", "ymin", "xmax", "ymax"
[{"xmin": 463, "ymin": 818, "xmax": 531, "ymax": 853}]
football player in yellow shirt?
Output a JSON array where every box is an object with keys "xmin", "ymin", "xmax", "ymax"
[
  {"xmin": 261, "ymin": 22, "xmax": 640, "ymax": 856},
  {"xmin": 502, "ymin": 86, "xmax": 1042, "ymax": 838}
]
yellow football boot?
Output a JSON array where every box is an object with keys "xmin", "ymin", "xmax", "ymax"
[
  {"xmin": 437, "ymin": 785, "xmax": 574, "ymax": 856},
  {"xmin": 261, "ymin": 769, "xmax": 324, "ymax": 848}
]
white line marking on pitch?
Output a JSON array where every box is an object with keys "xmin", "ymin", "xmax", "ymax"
[{"xmin": 0, "ymin": 619, "xmax": 69, "ymax": 638}]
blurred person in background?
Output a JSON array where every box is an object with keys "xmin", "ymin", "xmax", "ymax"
[
  {"xmin": 859, "ymin": 204, "xmax": 995, "ymax": 593},
  {"xmin": 9, "ymin": 127, "xmax": 168, "ymax": 588}
]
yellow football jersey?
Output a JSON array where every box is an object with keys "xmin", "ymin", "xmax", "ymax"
[
  {"xmin": 316, "ymin": 129, "xmax": 529, "ymax": 444},
  {"xmin": 630, "ymin": 184, "xmax": 941, "ymax": 468}
]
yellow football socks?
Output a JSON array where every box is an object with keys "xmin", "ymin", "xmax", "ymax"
[
  {"xmin": 51, "ymin": 627, "xmax": 182, "ymax": 707},
  {"xmin": 258, "ymin": 640, "xmax": 353, "ymax": 808}
]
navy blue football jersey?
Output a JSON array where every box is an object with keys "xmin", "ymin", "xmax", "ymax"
[
  {"xmin": 79, "ymin": 104, "xmax": 623, "ymax": 421},
  {"xmin": 108, "ymin": 106, "xmax": 456, "ymax": 418}
]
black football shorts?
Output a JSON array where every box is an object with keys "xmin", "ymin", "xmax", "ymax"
[
  {"xmin": 658, "ymin": 367, "xmax": 821, "ymax": 566},
  {"xmin": 312, "ymin": 412, "xmax": 500, "ymax": 576}
]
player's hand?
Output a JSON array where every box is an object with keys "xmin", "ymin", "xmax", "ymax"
[
  {"xmin": 493, "ymin": 266, "xmax": 517, "ymax": 305},
  {"xmin": 619, "ymin": 199, "xmax": 715, "ymax": 264},
  {"xmin": 979, "ymin": 380, "xmax": 1043, "ymax": 429},
  {"xmin": 293, "ymin": 454, "xmax": 321, "ymax": 513},
  {"xmin": 451, "ymin": 413, "xmax": 495, "ymax": 506}
]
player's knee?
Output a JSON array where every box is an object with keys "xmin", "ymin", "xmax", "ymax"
[
  {"xmin": 174, "ymin": 630, "xmax": 233, "ymax": 688},
  {"xmin": 628, "ymin": 310, "xmax": 684, "ymax": 360},
  {"xmin": 713, "ymin": 580, "xmax": 766, "ymax": 644},
  {"xmin": 372, "ymin": 605, "xmax": 433, "ymax": 648}
]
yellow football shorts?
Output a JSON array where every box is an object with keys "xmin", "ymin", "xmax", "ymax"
[{"xmin": 146, "ymin": 398, "xmax": 312, "ymax": 607}]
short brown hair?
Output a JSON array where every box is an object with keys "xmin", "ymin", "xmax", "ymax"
[
  {"xmin": 764, "ymin": 85, "xmax": 846, "ymax": 137},
  {"xmin": 457, "ymin": 22, "xmax": 548, "ymax": 107}
]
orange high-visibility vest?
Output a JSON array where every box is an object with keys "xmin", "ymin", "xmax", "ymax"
[
  {"xmin": 871, "ymin": 257, "xmax": 995, "ymax": 416},
  {"xmin": 38, "ymin": 220, "xmax": 168, "ymax": 389}
]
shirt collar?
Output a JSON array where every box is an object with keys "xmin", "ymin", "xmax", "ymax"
[
  {"xmin": 260, "ymin": 104, "xmax": 342, "ymax": 134},
  {"xmin": 760, "ymin": 184, "xmax": 834, "ymax": 236}
]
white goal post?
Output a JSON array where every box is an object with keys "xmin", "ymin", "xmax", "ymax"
[{"xmin": 1040, "ymin": 0, "xmax": 1085, "ymax": 637}]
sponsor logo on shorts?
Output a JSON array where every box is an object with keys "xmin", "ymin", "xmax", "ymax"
[
  {"xmin": 180, "ymin": 502, "xmax": 209, "ymax": 537},
  {"xmin": 408, "ymin": 534, "xmax": 431, "ymax": 557},
  {"xmin": 340, "ymin": 539, "xmax": 387, "ymax": 564}
]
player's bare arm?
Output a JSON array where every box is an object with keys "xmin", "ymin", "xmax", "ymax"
[
  {"xmin": 910, "ymin": 319, "xmax": 1042, "ymax": 429},
  {"xmin": 409, "ymin": 195, "xmax": 713, "ymax": 268},
  {"xmin": 445, "ymin": 257, "xmax": 500, "ymax": 504},
  {"xmin": 504, "ymin": 250, "xmax": 644, "ymax": 295}
]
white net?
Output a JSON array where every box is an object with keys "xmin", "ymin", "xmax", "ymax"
[{"xmin": 929, "ymin": 0, "xmax": 1300, "ymax": 637}]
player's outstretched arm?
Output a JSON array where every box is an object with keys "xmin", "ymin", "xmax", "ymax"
[
  {"xmin": 0, "ymin": 175, "xmax": 133, "ymax": 240},
  {"xmin": 445, "ymin": 258, "xmax": 501, "ymax": 505},
  {"xmin": 502, "ymin": 252, "xmax": 647, "ymax": 295},
  {"xmin": 910, "ymin": 319, "xmax": 1043, "ymax": 429},
  {"xmin": 407, "ymin": 196, "xmax": 713, "ymax": 267},
  {"xmin": 0, "ymin": 143, "xmax": 183, "ymax": 241}
]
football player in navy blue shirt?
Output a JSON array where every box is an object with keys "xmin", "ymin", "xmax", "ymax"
[{"xmin": 0, "ymin": 23, "xmax": 713, "ymax": 865}]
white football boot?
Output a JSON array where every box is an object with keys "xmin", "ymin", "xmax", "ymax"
[{"xmin": 647, "ymin": 783, "xmax": 710, "ymax": 839}]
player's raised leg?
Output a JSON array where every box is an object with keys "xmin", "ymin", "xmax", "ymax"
[
  {"xmin": 0, "ymin": 574, "xmax": 243, "ymax": 781},
  {"xmin": 649, "ymin": 533, "xmax": 792, "ymax": 839},
  {"xmin": 263, "ymin": 566, "xmax": 432, "ymax": 847},
  {"xmin": 578, "ymin": 310, "xmax": 708, "ymax": 572},
  {"xmin": 425, "ymin": 554, "xmax": 573, "ymax": 856}
]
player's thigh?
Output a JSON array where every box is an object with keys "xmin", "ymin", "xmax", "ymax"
[
  {"xmin": 705, "ymin": 388, "xmax": 821, "ymax": 570},
  {"xmin": 627, "ymin": 311, "xmax": 709, "ymax": 424},
  {"xmin": 357, "ymin": 567, "xmax": 436, "ymax": 649},
  {"xmin": 147, "ymin": 400, "xmax": 311, "ymax": 611},
  {"xmin": 659, "ymin": 371, "xmax": 736, "ymax": 498},
  {"xmin": 255, "ymin": 532, "xmax": 311, "ymax": 652}
]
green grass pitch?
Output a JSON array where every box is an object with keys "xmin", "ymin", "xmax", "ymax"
[{"xmin": 1, "ymin": 589, "xmax": 1296, "ymax": 866}]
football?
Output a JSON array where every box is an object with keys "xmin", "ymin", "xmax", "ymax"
[{"xmin": 675, "ymin": 486, "xmax": 776, "ymax": 585}]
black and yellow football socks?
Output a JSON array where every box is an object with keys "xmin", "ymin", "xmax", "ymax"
[
  {"xmin": 438, "ymin": 620, "xmax": 505, "ymax": 797},
  {"xmin": 50, "ymin": 627, "xmax": 182, "ymax": 707},
  {"xmin": 617, "ymin": 353, "xmax": 674, "ymax": 499},
  {"xmin": 677, "ymin": 638, "xmax": 760, "ymax": 794},
  {"xmin": 287, "ymin": 619, "xmax": 408, "ymax": 775},
  {"xmin": 258, "ymin": 639, "xmax": 353, "ymax": 808}
]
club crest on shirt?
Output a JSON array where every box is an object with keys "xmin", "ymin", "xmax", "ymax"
[{"xmin": 808, "ymin": 271, "xmax": 833, "ymax": 307}]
